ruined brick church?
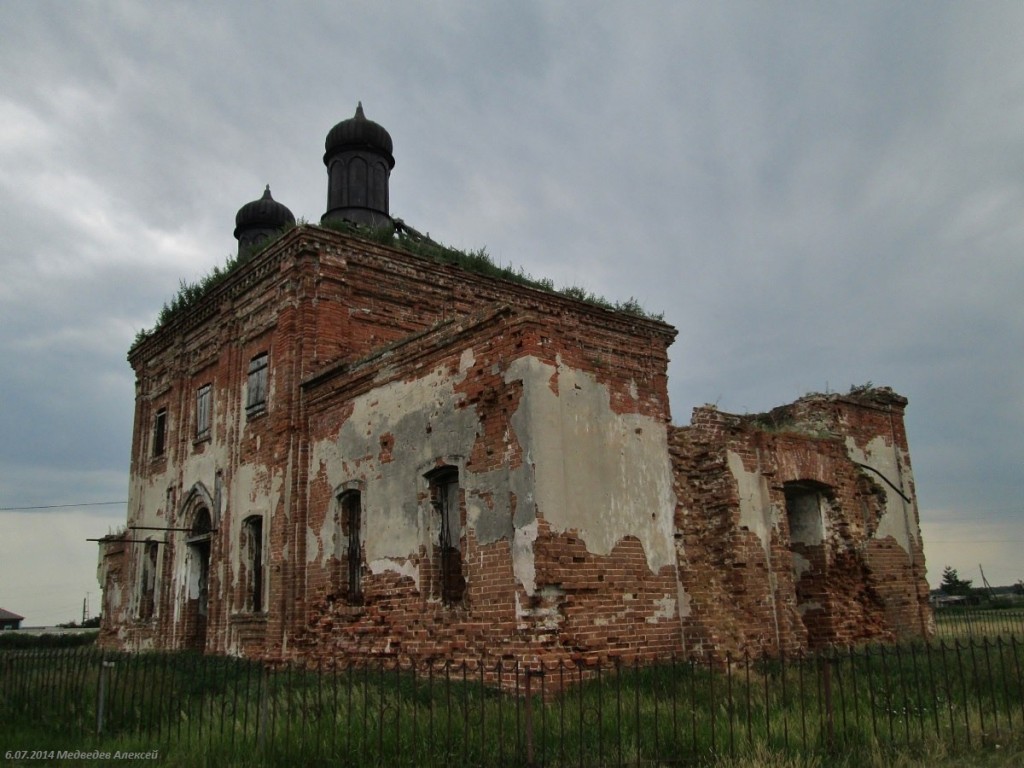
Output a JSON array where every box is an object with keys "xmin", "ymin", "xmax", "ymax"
[{"xmin": 98, "ymin": 105, "xmax": 932, "ymax": 664}]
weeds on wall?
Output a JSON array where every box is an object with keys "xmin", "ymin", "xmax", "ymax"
[{"xmin": 133, "ymin": 219, "xmax": 663, "ymax": 348}]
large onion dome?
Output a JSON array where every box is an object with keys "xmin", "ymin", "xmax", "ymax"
[{"xmin": 321, "ymin": 103, "xmax": 395, "ymax": 229}]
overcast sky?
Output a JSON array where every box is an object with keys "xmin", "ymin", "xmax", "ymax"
[{"xmin": 1, "ymin": 2, "xmax": 1021, "ymax": 625}]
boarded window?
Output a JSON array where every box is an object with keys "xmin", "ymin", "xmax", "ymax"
[
  {"xmin": 339, "ymin": 491, "xmax": 363, "ymax": 603},
  {"xmin": 195, "ymin": 384, "xmax": 212, "ymax": 439},
  {"xmin": 429, "ymin": 467, "xmax": 465, "ymax": 605},
  {"xmin": 152, "ymin": 408, "xmax": 167, "ymax": 457},
  {"xmin": 246, "ymin": 354, "xmax": 268, "ymax": 416},
  {"xmin": 243, "ymin": 516, "xmax": 264, "ymax": 612}
]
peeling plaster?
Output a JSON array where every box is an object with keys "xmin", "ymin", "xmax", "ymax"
[
  {"xmin": 308, "ymin": 351, "xmax": 529, "ymax": 583},
  {"xmin": 513, "ymin": 518, "xmax": 539, "ymax": 596},
  {"xmin": 369, "ymin": 557, "xmax": 419, "ymax": 588},
  {"xmin": 792, "ymin": 551, "xmax": 812, "ymax": 579},
  {"xmin": 726, "ymin": 451, "xmax": 773, "ymax": 554},
  {"xmin": 845, "ymin": 436, "xmax": 917, "ymax": 550},
  {"xmin": 507, "ymin": 356, "xmax": 676, "ymax": 573},
  {"xmin": 648, "ymin": 596, "xmax": 677, "ymax": 623}
]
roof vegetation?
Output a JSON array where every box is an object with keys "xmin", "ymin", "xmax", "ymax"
[{"xmin": 132, "ymin": 220, "xmax": 663, "ymax": 348}]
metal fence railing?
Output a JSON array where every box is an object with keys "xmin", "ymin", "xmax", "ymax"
[
  {"xmin": 2, "ymin": 637, "xmax": 1022, "ymax": 766},
  {"xmin": 932, "ymin": 607, "xmax": 1024, "ymax": 640}
]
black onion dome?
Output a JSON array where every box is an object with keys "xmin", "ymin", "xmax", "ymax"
[
  {"xmin": 324, "ymin": 102, "xmax": 395, "ymax": 168},
  {"xmin": 233, "ymin": 185, "xmax": 296, "ymax": 239}
]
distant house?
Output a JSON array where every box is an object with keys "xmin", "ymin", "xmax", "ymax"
[{"xmin": 0, "ymin": 608, "xmax": 24, "ymax": 630}]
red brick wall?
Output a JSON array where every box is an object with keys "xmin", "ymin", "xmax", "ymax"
[
  {"xmin": 108, "ymin": 227, "xmax": 676, "ymax": 665},
  {"xmin": 670, "ymin": 391, "xmax": 931, "ymax": 659}
]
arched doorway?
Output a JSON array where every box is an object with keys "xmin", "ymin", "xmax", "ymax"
[{"xmin": 184, "ymin": 506, "xmax": 212, "ymax": 650}]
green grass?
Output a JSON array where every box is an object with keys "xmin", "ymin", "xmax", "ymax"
[
  {"xmin": 133, "ymin": 220, "xmax": 664, "ymax": 349},
  {"xmin": 934, "ymin": 609, "xmax": 1024, "ymax": 641},
  {"xmin": 2, "ymin": 640, "xmax": 1022, "ymax": 767}
]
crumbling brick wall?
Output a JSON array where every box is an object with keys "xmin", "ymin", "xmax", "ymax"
[
  {"xmin": 671, "ymin": 389, "xmax": 931, "ymax": 658},
  {"xmin": 294, "ymin": 306, "xmax": 681, "ymax": 670},
  {"xmin": 101, "ymin": 225, "xmax": 930, "ymax": 671}
]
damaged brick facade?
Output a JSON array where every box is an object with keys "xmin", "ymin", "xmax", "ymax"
[
  {"xmin": 671, "ymin": 390, "xmax": 932, "ymax": 658},
  {"xmin": 98, "ymin": 108, "xmax": 931, "ymax": 668}
]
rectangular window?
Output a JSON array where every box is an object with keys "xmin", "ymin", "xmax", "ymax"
[
  {"xmin": 138, "ymin": 541, "xmax": 159, "ymax": 620},
  {"xmin": 246, "ymin": 354, "xmax": 268, "ymax": 416},
  {"xmin": 243, "ymin": 516, "xmax": 264, "ymax": 612},
  {"xmin": 340, "ymin": 491, "xmax": 363, "ymax": 603},
  {"xmin": 430, "ymin": 468, "xmax": 465, "ymax": 605},
  {"xmin": 195, "ymin": 384, "xmax": 212, "ymax": 440},
  {"xmin": 153, "ymin": 408, "xmax": 167, "ymax": 457}
]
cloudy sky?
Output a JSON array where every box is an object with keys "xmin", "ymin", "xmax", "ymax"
[{"xmin": 1, "ymin": 2, "xmax": 1021, "ymax": 625}]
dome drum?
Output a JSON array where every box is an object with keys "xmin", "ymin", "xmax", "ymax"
[{"xmin": 321, "ymin": 103, "xmax": 394, "ymax": 229}]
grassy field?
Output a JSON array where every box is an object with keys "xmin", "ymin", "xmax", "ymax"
[
  {"xmin": 2, "ymin": 638, "xmax": 1022, "ymax": 767},
  {"xmin": 933, "ymin": 608, "xmax": 1024, "ymax": 640}
]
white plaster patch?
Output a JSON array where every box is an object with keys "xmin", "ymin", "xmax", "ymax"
[
  {"xmin": 797, "ymin": 600, "xmax": 823, "ymax": 617},
  {"xmin": 845, "ymin": 436, "xmax": 918, "ymax": 550},
  {"xmin": 309, "ymin": 359, "xmax": 481, "ymax": 564},
  {"xmin": 369, "ymin": 557, "xmax": 419, "ymax": 589},
  {"xmin": 306, "ymin": 524, "xmax": 323, "ymax": 564},
  {"xmin": 648, "ymin": 595, "xmax": 677, "ymax": 623},
  {"xmin": 513, "ymin": 518, "xmax": 539, "ymax": 595},
  {"xmin": 506, "ymin": 356, "xmax": 677, "ymax": 573},
  {"xmin": 726, "ymin": 451, "xmax": 771, "ymax": 554},
  {"xmin": 791, "ymin": 551, "xmax": 812, "ymax": 579},
  {"xmin": 677, "ymin": 582, "xmax": 692, "ymax": 619}
]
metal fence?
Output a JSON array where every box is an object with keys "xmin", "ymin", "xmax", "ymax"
[
  {"xmin": 932, "ymin": 607, "xmax": 1024, "ymax": 640},
  {"xmin": 2, "ymin": 638, "xmax": 1023, "ymax": 766}
]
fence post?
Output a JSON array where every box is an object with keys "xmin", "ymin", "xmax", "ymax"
[
  {"xmin": 821, "ymin": 655, "xmax": 834, "ymax": 751},
  {"xmin": 96, "ymin": 657, "xmax": 115, "ymax": 735},
  {"xmin": 524, "ymin": 668, "xmax": 537, "ymax": 768},
  {"xmin": 257, "ymin": 664, "xmax": 270, "ymax": 752}
]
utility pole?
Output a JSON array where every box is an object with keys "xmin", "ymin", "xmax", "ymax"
[{"xmin": 979, "ymin": 564, "xmax": 994, "ymax": 599}]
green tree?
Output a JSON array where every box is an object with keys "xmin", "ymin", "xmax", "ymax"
[{"xmin": 940, "ymin": 566, "xmax": 973, "ymax": 596}]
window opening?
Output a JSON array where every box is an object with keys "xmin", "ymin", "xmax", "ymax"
[
  {"xmin": 784, "ymin": 484, "xmax": 826, "ymax": 546},
  {"xmin": 195, "ymin": 384, "xmax": 212, "ymax": 439},
  {"xmin": 185, "ymin": 506, "xmax": 212, "ymax": 650},
  {"xmin": 243, "ymin": 516, "xmax": 264, "ymax": 612},
  {"xmin": 339, "ymin": 491, "xmax": 363, "ymax": 603},
  {"xmin": 138, "ymin": 540, "xmax": 158, "ymax": 620},
  {"xmin": 246, "ymin": 353, "xmax": 268, "ymax": 416},
  {"xmin": 153, "ymin": 408, "xmax": 167, "ymax": 457},
  {"xmin": 430, "ymin": 468, "xmax": 465, "ymax": 605}
]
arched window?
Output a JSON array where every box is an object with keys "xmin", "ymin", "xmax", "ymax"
[
  {"xmin": 337, "ymin": 490, "xmax": 363, "ymax": 603},
  {"xmin": 348, "ymin": 157, "xmax": 368, "ymax": 207}
]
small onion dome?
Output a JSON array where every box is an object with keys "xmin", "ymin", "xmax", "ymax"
[
  {"xmin": 234, "ymin": 185, "xmax": 295, "ymax": 238},
  {"xmin": 233, "ymin": 185, "xmax": 295, "ymax": 255},
  {"xmin": 324, "ymin": 102, "xmax": 395, "ymax": 169}
]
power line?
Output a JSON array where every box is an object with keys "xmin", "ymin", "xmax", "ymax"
[
  {"xmin": 0, "ymin": 501, "xmax": 127, "ymax": 511},
  {"xmin": 928, "ymin": 540, "xmax": 1024, "ymax": 544}
]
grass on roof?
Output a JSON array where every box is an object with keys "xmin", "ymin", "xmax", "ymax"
[{"xmin": 132, "ymin": 220, "xmax": 663, "ymax": 348}]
